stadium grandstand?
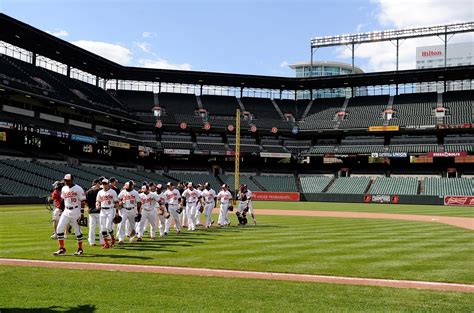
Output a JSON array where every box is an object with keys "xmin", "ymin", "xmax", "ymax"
[{"xmin": 0, "ymin": 13, "xmax": 473, "ymax": 205}]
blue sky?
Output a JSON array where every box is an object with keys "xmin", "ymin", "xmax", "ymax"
[{"xmin": 1, "ymin": 0, "xmax": 472, "ymax": 76}]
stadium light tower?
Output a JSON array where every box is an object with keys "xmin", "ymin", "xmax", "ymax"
[
  {"xmin": 310, "ymin": 22, "xmax": 474, "ymax": 74},
  {"xmin": 234, "ymin": 108, "xmax": 240, "ymax": 204}
]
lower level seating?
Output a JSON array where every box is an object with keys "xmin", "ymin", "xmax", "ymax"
[
  {"xmin": 300, "ymin": 176, "xmax": 333, "ymax": 193},
  {"xmin": 326, "ymin": 177, "xmax": 371, "ymax": 194},
  {"xmin": 369, "ymin": 177, "xmax": 418, "ymax": 195},
  {"xmin": 423, "ymin": 178, "xmax": 474, "ymax": 196}
]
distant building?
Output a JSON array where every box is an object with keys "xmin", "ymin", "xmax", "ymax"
[
  {"xmin": 416, "ymin": 42, "xmax": 473, "ymax": 92},
  {"xmin": 289, "ymin": 61, "xmax": 365, "ymax": 99}
]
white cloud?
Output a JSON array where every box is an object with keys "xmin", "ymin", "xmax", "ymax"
[
  {"xmin": 374, "ymin": 0, "xmax": 473, "ymax": 28},
  {"xmin": 71, "ymin": 40, "xmax": 133, "ymax": 65},
  {"xmin": 135, "ymin": 41, "xmax": 152, "ymax": 53},
  {"xmin": 142, "ymin": 31, "xmax": 156, "ymax": 38},
  {"xmin": 335, "ymin": 0, "xmax": 473, "ymax": 72},
  {"xmin": 46, "ymin": 29, "xmax": 69, "ymax": 37},
  {"xmin": 138, "ymin": 58, "xmax": 192, "ymax": 70},
  {"xmin": 279, "ymin": 60, "xmax": 289, "ymax": 68}
]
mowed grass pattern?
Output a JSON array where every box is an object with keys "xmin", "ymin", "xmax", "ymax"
[
  {"xmin": 252, "ymin": 201, "xmax": 474, "ymax": 217},
  {"xmin": 0, "ymin": 205, "xmax": 472, "ymax": 284},
  {"xmin": 0, "ymin": 266, "xmax": 473, "ymax": 312}
]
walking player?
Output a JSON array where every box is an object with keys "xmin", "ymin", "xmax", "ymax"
[
  {"xmin": 50, "ymin": 180, "xmax": 64, "ymax": 239},
  {"xmin": 53, "ymin": 174, "xmax": 86, "ymax": 256},
  {"xmin": 117, "ymin": 181, "xmax": 141, "ymax": 244},
  {"xmin": 202, "ymin": 182, "xmax": 216, "ymax": 228},
  {"xmin": 181, "ymin": 182, "xmax": 203, "ymax": 231},
  {"xmin": 96, "ymin": 179, "xmax": 119, "ymax": 248},
  {"xmin": 137, "ymin": 184, "xmax": 160, "ymax": 240},
  {"xmin": 164, "ymin": 182, "xmax": 182, "ymax": 234},
  {"xmin": 216, "ymin": 184, "xmax": 232, "ymax": 227},
  {"xmin": 236, "ymin": 184, "xmax": 256, "ymax": 226},
  {"xmin": 86, "ymin": 178, "xmax": 104, "ymax": 246}
]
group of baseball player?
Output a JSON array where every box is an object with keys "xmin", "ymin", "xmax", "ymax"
[{"xmin": 50, "ymin": 174, "xmax": 256, "ymax": 256}]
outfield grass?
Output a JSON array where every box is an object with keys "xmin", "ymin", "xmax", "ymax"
[
  {"xmin": 0, "ymin": 205, "xmax": 472, "ymax": 284},
  {"xmin": 0, "ymin": 266, "xmax": 472, "ymax": 312},
  {"xmin": 252, "ymin": 201, "xmax": 474, "ymax": 217}
]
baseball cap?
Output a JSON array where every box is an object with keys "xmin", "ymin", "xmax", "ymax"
[
  {"xmin": 64, "ymin": 174, "xmax": 72, "ymax": 180},
  {"xmin": 92, "ymin": 178, "xmax": 100, "ymax": 185},
  {"xmin": 109, "ymin": 177, "xmax": 117, "ymax": 183},
  {"xmin": 187, "ymin": 182, "xmax": 193, "ymax": 187},
  {"xmin": 102, "ymin": 179, "xmax": 109, "ymax": 184},
  {"xmin": 52, "ymin": 181, "xmax": 61, "ymax": 188},
  {"xmin": 221, "ymin": 184, "xmax": 227, "ymax": 188},
  {"xmin": 166, "ymin": 182, "xmax": 174, "ymax": 187}
]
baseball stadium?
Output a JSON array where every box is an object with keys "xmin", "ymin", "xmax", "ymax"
[{"xmin": 0, "ymin": 3, "xmax": 473, "ymax": 312}]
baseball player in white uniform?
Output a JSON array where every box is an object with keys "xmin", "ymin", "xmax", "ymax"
[
  {"xmin": 202, "ymin": 182, "xmax": 216, "ymax": 228},
  {"xmin": 216, "ymin": 184, "xmax": 232, "ymax": 227},
  {"xmin": 154, "ymin": 184, "xmax": 169, "ymax": 237},
  {"xmin": 138, "ymin": 184, "xmax": 160, "ymax": 240},
  {"xmin": 96, "ymin": 179, "xmax": 119, "ymax": 248},
  {"xmin": 237, "ymin": 184, "xmax": 256, "ymax": 226},
  {"xmin": 181, "ymin": 182, "xmax": 203, "ymax": 231},
  {"xmin": 194, "ymin": 184, "xmax": 204, "ymax": 226},
  {"xmin": 53, "ymin": 174, "xmax": 86, "ymax": 256},
  {"xmin": 117, "ymin": 181, "xmax": 141, "ymax": 244},
  {"xmin": 163, "ymin": 182, "xmax": 182, "ymax": 234}
]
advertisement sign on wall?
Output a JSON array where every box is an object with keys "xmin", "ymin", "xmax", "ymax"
[
  {"xmin": 252, "ymin": 192, "xmax": 300, "ymax": 201},
  {"xmin": 71, "ymin": 134, "xmax": 97, "ymax": 144},
  {"xmin": 0, "ymin": 131, "xmax": 6, "ymax": 142},
  {"xmin": 109, "ymin": 140, "xmax": 131, "ymax": 149},
  {"xmin": 444, "ymin": 196, "xmax": 474, "ymax": 206}
]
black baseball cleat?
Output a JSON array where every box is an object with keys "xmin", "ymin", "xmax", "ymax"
[
  {"xmin": 53, "ymin": 248, "xmax": 66, "ymax": 255},
  {"xmin": 73, "ymin": 249, "xmax": 84, "ymax": 256}
]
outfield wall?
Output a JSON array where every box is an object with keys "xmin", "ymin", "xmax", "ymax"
[{"xmin": 0, "ymin": 194, "xmax": 457, "ymax": 206}]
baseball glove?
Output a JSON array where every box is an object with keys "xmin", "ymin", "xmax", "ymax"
[
  {"xmin": 176, "ymin": 206, "xmax": 183, "ymax": 214},
  {"xmin": 241, "ymin": 194, "xmax": 247, "ymax": 202},
  {"xmin": 113, "ymin": 215, "xmax": 122, "ymax": 224},
  {"xmin": 45, "ymin": 196, "xmax": 54, "ymax": 212},
  {"xmin": 77, "ymin": 216, "xmax": 88, "ymax": 227},
  {"xmin": 158, "ymin": 208, "xmax": 164, "ymax": 215},
  {"xmin": 198, "ymin": 205, "xmax": 204, "ymax": 213},
  {"xmin": 227, "ymin": 205, "xmax": 234, "ymax": 212},
  {"xmin": 134, "ymin": 213, "xmax": 142, "ymax": 223},
  {"xmin": 163, "ymin": 211, "xmax": 170, "ymax": 219}
]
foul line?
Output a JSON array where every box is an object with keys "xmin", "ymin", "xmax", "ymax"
[{"xmin": 0, "ymin": 258, "xmax": 472, "ymax": 293}]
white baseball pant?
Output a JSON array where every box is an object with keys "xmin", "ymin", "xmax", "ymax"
[
  {"xmin": 88, "ymin": 213, "xmax": 104, "ymax": 245},
  {"xmin": 56, "ymin": 213, "xmax": 82, "ymax": 241},
  {"xmin": 165, "ymin": 204, "xmax": 181, "ymax": 233},
  {"xmin": 99, "ymin": 208, "xmax": 115, "ymax": 237},
  {"xmin": 204, "ymin": 202, "xmax": 215, "ymax": 227},
  {"xmin": 186, "ymin": 202, "xmax": 197, "ymax": 230},
  {"xmin": 218, "ymin": 203, "xmax": 230, "ymax": 226},
  {"xmin": 138, "ymin": 209, "xmax": 157, "ymax": 238},
  {"xmin": 118, "ymin": 208, "xmax": 136, "ymax": 241}
]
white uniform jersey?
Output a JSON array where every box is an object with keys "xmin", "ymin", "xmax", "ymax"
[
  {"xmin": 239, "ymin": 190, "xmax": 252, "ymax": 204},
  {"xmin": 202, "ymin": 189, "xmax": 217, "ymax": 203},
  {"xmin": 96, "ymin": 189, "xmax": 118, "ymax": 208},
  {"xmin": 61, "ymin": 184, "xmax": 86, "ymax": 217},
  {"xmin": 157, "ymin": 191, "xmax": 166, "ymax": 205},
  {"xmin": 118, "ymin": 189, "xmax": 140, "ymax": 209},
  {"xmin": 164, "ymin": 189, "xmax": 181, "ymax": 205},
  {"xmin": 139, "ymin": 192, "xmax": 160, "ymax": 210},
  {"xmin": 182, "ymin": 188, "xmax": 201, "ymax": 203},
  {"xmin": 217, "ymin": 190, "xmax": 232, "ymax": 204}
]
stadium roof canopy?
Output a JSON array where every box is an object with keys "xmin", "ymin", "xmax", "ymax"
[{"xmin": 1, "ymin": 13, "xmax": 473, "ymax": 91}]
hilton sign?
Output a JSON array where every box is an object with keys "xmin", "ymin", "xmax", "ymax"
[{"xmin": 421, "ymin": 50, "xmax": 443, "ymax": 57}]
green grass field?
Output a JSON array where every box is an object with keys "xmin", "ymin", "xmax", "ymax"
[
  {"xmin": 0, "ymin": 203, "xmax": 472, "ymax": 312},
  {"xmin": 252, "ymin": 201, "xmax": 474, "ymax": 217},
  {"xmin": 1, "ymin": 266, "xmax": 473, "ymax": 312}
]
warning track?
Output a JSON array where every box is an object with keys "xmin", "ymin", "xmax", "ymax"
[
  {"xmin": 251, "ymin": 209, "xmax": 474, "ymax": 230},
  {"xmin": 0, "ymin": 258, "xmax": 472, "ymax": 293}
]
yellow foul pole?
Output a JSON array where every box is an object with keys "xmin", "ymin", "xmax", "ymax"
[{"xmin": 234, "ymin": 108, "xmax": 240, "ymax": 204}]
